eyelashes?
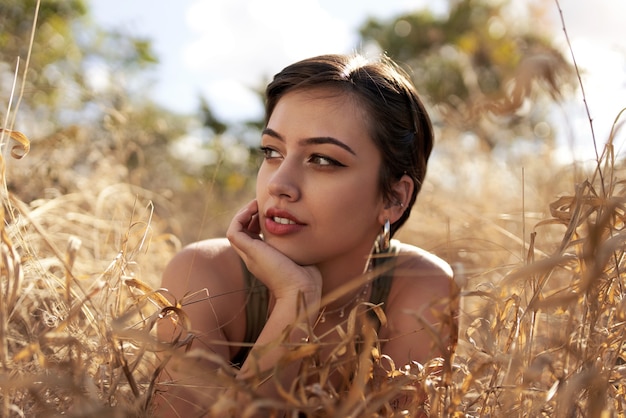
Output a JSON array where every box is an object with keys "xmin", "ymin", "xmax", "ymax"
[
  {"xmin": 259, "ymin": 146, "xmax": 280, "ymax": 160},
  {"xmin": 308, "ymin": 154, "xmax": 346, "ymax": 167},
  {"xmin": 258, "ymin": 146, "xmax": 346, "ymax": 168}
]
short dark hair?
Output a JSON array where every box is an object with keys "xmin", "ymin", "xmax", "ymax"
[{"xmin": 265, "ymin": 53, "xmax": 434, "ymax": 236}]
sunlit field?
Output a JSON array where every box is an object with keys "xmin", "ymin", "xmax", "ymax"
[{"xmin": 1, "ymin": 1, "xmax": 625, "ymax": 417}]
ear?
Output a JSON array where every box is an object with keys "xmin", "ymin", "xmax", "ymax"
[{"xmin": 378, "ymin": 174, "xmax": 414, "ymax": 225}]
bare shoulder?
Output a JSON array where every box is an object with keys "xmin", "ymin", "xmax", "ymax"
[
  {"xmin": 160, "ymin": 237, "xmax": 243, "ymax": 304},
  {"xmin": 160, "ymin": 238, "xmax": 248, "ymax": 350},
  {"xmin": 385, "ymin": 241, "xmax": 456, "ymax": 325},
  {"xmin": 393, "ymin": 241, "xmax": 453, "ymax": 282},
  {"xmin": 380, "ymin": 241, "xmax": 457, "ymax": 362}
]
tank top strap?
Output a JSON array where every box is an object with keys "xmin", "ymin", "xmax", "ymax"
[{"xmin": 367, "ymin": 240, "xmax": 400, "ymax": 327}]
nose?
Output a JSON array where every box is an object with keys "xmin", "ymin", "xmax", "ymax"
[{"xmin": 266, "ymin": 160, "xmax": 301, "ymax": 201}]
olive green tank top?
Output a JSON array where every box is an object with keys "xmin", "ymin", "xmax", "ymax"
[{"xmin": 230, "ymin": 243, "xmax": 399, "ymax": 366}]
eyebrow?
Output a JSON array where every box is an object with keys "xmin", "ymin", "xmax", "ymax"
[{"xmin": 262, "ymin": 128, "xmax": 356, "ymax": 156}]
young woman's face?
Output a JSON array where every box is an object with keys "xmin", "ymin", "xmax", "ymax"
[{"xmin": 256, "ymin": 88, "xmax": 385, "ymax": 267}]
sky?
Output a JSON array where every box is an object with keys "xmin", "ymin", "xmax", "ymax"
[
  {"xmin": 89, "ymin": 0, "xmax": 444, "ymax": 119},
  {"xmin": 89, "ymin": 0, "xmax": 626, "ymax": 160}
]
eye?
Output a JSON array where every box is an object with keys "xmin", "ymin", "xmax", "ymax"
[
  {"xmin": 308, "ymin": 154, "xmax": 346, "ymax": 167},
  {"xmin": 259, "ymin": 146, "xmax": 282, "ymax": 160}
]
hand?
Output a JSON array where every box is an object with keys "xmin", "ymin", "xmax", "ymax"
[{"xmin": 226, "ymin": 200, "xmax": 322, "ymax": 301}]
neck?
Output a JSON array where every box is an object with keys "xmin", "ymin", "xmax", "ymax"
[{"xmin": 316, "ymin": 242, "xmax": 375, "ymax": 312}]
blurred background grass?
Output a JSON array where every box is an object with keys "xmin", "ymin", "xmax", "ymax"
[{"xmin": 1, "ymin": 0, "xmax": 625, "ymax": 416}]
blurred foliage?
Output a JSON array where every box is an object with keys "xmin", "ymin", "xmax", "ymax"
[
  {"xmin": 359, "ymin": 0, "xmax": 575, "ymax": 151},
  {"xmin": 0, "ymin": 0, "xmax": 251, "ymax": 242},
  {"xmin": 1, "ymin": 0, "xmax": 581, "ymax": 245},
  {"xmin": 0, "ymin": 0, "xmax": 87, "ymax": 115},
  {"xmin": 0, "ymin": 0, "xmax": 158, "ymax": 128}
]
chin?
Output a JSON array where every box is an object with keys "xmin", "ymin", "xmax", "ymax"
[{"xmin": 263, "ymin": 237, "xmax": 316, "ymax": 266}]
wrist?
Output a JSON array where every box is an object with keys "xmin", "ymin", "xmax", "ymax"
[
  {"xmin": 274, "ymin": 286, "xmax": 321, "ymax": 321},
  {"xmin": 272, "ymin": 272, "xmax": 321, "ymax": 301},
  {"xmin": 275, "ymin": 286, "xmax": 321, "ymax": 305}
]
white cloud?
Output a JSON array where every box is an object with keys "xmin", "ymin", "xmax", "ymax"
[
  {"xmin": 177, "ymin": 0, "xmax": 626, "ymax": 128},
  {"xmin": 554, "ymin": 0, "xmax": 626, "ymax": 47},
  {"xmin": 568, "ymin": 39, "xmax": 626, "ymax": 156},
  {"xmin": 183, "ymin": 0, "xmax": 354, "ymax": 120},
  {"xmin": 204, "ymin": 78, "xmax": 264, "ymax": 122},
  {"xmin": 185, "ymin": 0, "xmax": 353, "ymax": 74},
  {"xmin": 546, "ymin": 0, "xmax": 626, "ymax": 156}
]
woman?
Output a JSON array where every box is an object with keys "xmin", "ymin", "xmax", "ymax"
[{"xmin": 157, "ymin": 53, "xmax": 457, "ymax": 416}]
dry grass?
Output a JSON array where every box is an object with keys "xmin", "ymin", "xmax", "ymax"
[
  {"xmin": 0, "ymin": 143, "xmax": 178, "ymax": 416},
  {"xmin": 452, "ymin": 137, "xmax": 626, "ymax": 416},
  {"xmin": 4, "ymin": 119, "xmax": 626, "ymax": 417},
  {"xmin": 2, "ymin": 1, "xmax": 626, "ymax": 416}
]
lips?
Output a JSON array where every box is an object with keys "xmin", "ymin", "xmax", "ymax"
[
  {"xmin": 264, "ymin": 208, "xmax": 305, "ymax": 236},
  {"xmin": 272, "ymin": 216, "xmax": 297, "ymax": 225}
]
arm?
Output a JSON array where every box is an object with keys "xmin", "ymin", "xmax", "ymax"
[
  {"xmin": 156, "ymin": 200, "xmax": 323, "ymax": 416},
  {"xmin": 226, "ymin": 200, "xmax": 322, "ymax": 403}
]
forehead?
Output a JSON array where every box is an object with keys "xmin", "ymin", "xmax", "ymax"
[{"xmin": 267, "ymin": 88, "xmax": 373, "ymax": 140}]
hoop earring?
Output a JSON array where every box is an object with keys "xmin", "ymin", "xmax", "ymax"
[{"xmin": 375, "ymin": 219, "xmax": 391, "ymax": 253}]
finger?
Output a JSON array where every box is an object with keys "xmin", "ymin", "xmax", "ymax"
[
  {"xmin": 247, "ymin": 213, "xmax": 261, "ymax": 235},
  {"xmin": 227, "ymin": 200, "xmax": 260, "ymax": 252},
  {"xmin": 241, "ymin": 200, "xmax": 261, "ymax": 238},
  {"xmin": 229, "ymin": 200, "xmax": 257, "ymax": 233}
]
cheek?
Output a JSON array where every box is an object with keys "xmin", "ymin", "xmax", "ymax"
[
  {"xmin": 323, "ymin": 175, "xmax": 382, "ymax": 216},
  {"xmin": 351, "ymin": 170, "xmax": 382, "ymax": 203}
]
